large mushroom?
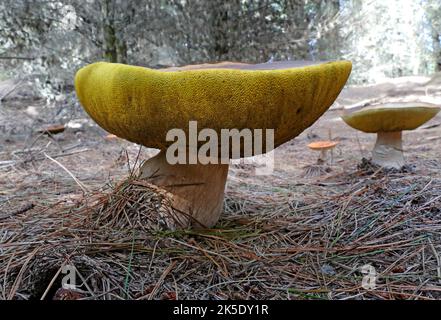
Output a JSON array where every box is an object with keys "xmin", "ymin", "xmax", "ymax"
[
  {"xmin": 341, "ymin": 102, "xmax": 441, "ymax": 169},
  {"xmin": 75, "ymin": 60, "xmax": 352, "ymax": 229}
]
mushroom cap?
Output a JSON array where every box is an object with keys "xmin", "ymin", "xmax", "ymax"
[
  {"xmin": 162, "ymin": 61, "xmax": 251, "ymax": 71},
  {"xmin": 75, "ymin": 60, "xmax": 352, "ymax": 156},
  {"xmin": 307, "ymin": 140, "xmax": 339, "ymax": 150},
  {"xmin": 341, "ymin": 102, "xmax": 441, "ymax": 133}
]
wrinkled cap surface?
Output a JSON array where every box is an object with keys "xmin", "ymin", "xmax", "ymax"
[
  {"xmin": 75, "ymin": 60, "xmax": 352, "ymax": 156},
  {"xmin": 342, "ymin": 102, "xmax": 441, "ymax": 133}
]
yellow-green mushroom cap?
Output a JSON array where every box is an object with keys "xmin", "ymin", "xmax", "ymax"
[
  {"xmin": 342, "ymin": 102, "xmax": 441, "ymax": 133},
  {"xmin": 74, "ymin": 60, "xmax": 352, "ymax": 154}
]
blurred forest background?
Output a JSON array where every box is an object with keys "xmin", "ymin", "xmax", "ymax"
[{"xmin": 0, "ymin": 0, "xmax": 441, "ymax": 99}]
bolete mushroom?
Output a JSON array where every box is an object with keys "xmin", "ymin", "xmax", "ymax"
[
  {"xmin": 341, "ymin": 102, "xmax": 441, "ymax": 169},
  {"xmin": 75, "ymin": 60, "xmax": 352, "ymax": 229}
]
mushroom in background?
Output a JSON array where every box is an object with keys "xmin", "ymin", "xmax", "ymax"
[
  {"xmin": 75, "ymin": 60, "xmax": 352, "ymax": 229},
  {"xmin": 302, "ymin": 140, "xmax": 339, "ymax": 177},
  {"xmin": 341, "ymin": 102, "xmax": 441, "ymax": 169},
  {"xmin": 307, "ymin": 140, "xmax": 339, "ymax": 165}
]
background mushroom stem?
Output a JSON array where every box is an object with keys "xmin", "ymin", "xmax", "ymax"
[
  {"xmin": 139, "ymin": 151, "xmax": 229, "ymax": 229},
  {"xmin": 372, "ymin": 131, "xmax": 405, "ymax": 169},
  {"xmin": 319, "ymin": 149, "xmax": 328, "ymax": 163}
]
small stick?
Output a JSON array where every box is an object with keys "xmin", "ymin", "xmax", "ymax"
[
  {"xmin": 428, "ymin": 239, "xmax": 441, "ymax": 284},
  {"xmin": 44, "ymin": 153, "xmax": 89, "ymax": 193},
  {"xmin": 8, "ymin": 247, "xmax": 40, "ymax": 300},
  {"xmin": 0, "ymin": 203, "xmax": 34, "ymax": 220},
  {"xmin": 145, "ymin": 260, "xmax": 177, "ymax": 300},
  {"xmin": 0, "ymin": 56, "xmax": 35, "ymax": 60},
  {"xmin": 40, "ymin": 263, "xmax": 65, "ymax": 300},
  {"xmin": 0, "ymin": 80, "xmax": 23, "ymax": 102}
]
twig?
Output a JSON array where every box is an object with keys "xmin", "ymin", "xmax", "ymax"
[
  {"xmin": 0, "ymin": 80, "xmax": 23, "ymax": 102},
  {"xmin": 145, "ymin": 260, "xmax": 177, "ymax": 300},
  {"xmin": 44, "ymin": 152, "xmax": 89, "ymax": 193},
  {"xmin": 428, "ymin": 239, "xmax": 441, "ymax": 284},
  {"xmin": 7, "ymin": 247, "xmax": 40, "ymax": 300},
  {"xmin": 40, "ymin": 262, "xmax": 66, "ymax": 300},
  {"xmin": 0, "ymin": 56, "xmax": 35, "ymax": 60}
]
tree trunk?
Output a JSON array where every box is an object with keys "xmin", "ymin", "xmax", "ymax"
[
  {"xmin": 117, "ymin": 38, "xmax": 128, "ymax": 64},
  {"xmin": 210, "ymin": 1, "xmax": 230, "ymax": 60},
  {"xmin": 432, "ymin": 31, "xmax": 441, "ymax": 72},
  {"xmin": 101, "ymin": 0, "xmax": 118, "ymax": 63}
]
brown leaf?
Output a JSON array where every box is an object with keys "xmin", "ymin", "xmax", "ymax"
[{"xmin": 38, "ymin": 124, "xmax": 65, "ymax": 135}]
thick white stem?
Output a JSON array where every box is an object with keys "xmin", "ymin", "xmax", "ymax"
[
  {"xmin": 139, "ymin": 151, "xmax": 229, "ymax": 229},
  {"xmin": 372, "ymin": 131, "xmax": 405, "ymax": 169}
]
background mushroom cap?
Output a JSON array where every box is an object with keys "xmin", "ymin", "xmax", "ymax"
[
  {"xmin": 75, "ymin": 60, "xmax": 352, "ymax": 155},
  {"xmin": 341, "ymin": 102, "xmax": 441, "ymax": 133},
  {"xmin": 308, "ymin": 141, "xmax": 339, "ymax": 150}
]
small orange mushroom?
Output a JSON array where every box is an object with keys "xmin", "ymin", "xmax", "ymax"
[
  {"xmin": 104, "ymin": 134, "xmax": 119, "ymax": 141},
  {"xmin": 307, "ymin": 140, "xmax": 339, "ymax": 164}
]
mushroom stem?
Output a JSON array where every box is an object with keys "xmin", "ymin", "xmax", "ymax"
[
  {"xmin": 372, "ymin": 131, "xmax": 405, "ymax": 169},
  {"xmin": 139, "ymin": 151, "xmax": 229, "ymax": 229},
  {"xmin": 318, "ymin": 149, "xmax": 328, "ymax": 163}
]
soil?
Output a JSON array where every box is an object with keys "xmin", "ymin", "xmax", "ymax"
[{"xmin": 0, "ymin": 75, "xmax": 440, "ymax": 300}]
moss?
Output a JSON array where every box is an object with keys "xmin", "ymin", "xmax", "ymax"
[{"xmin": 75, "ymin": 61, "xmax": 352, "ymax": 152}]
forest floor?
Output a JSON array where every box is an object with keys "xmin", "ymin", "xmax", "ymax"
[{"xmin": 0, "ymin": 74, "xmax": 441, "ymax": 300}]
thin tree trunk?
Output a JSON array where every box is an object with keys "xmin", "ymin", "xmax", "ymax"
[
  {"xmin": 210, "ymin": 1, "xmax": 230, "ymax": 60},
  {"xmin": 101, "ymin": 0, "xmax": 118, "ymax": 63},
  {"xmin": 432, "ymin": 31, "xmax": 441, "ymax": 72},
  {"xmin": 117, "ymin": 38, "xmax": 127, "ymax": 64}
]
